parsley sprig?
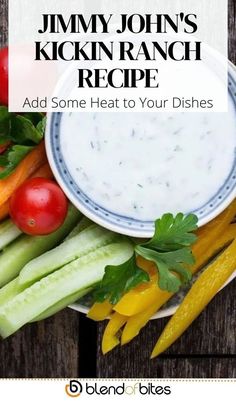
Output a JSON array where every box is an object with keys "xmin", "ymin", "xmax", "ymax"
[
  {"xmin": 0, "ymin": 107, "xmax": 45, "ymax": 178},
  {"xmin": 94, "ymin": 254, "xmax": 149, "ymax": 305},
  {"xmin": 94, "ymin": 213, "xmax": 198, "ymax": 304}
]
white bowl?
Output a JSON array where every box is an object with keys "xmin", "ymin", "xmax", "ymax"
[{"xmin": 46, "ymin": 62, "xmax": 236, "ymax": 238}]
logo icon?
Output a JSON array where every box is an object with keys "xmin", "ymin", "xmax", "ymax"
[{"xmin": 65, "ymin": 380, "xmax": 83, "ymax": 398}]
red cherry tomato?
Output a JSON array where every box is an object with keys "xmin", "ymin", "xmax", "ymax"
[
  {"xmin": 0, "ymin": 47, "xmax": 8, "ymax": 106},
  {"xmin": 9, "ymin": 178, "xmax": 68, "ymax": 235}
]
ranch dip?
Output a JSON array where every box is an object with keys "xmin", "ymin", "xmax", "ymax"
[{"xmin": 60, "ymin": 103, "xmax": 236, "ymax": 221}]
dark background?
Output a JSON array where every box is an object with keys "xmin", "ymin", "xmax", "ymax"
[{"xmin": 0, "ymin": 0, "xmax": 235, "ymax": 378}]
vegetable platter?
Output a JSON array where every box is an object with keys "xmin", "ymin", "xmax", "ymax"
[{"xmin": 0, "ymin": 46, "xmax": 235, "ymax": 359}]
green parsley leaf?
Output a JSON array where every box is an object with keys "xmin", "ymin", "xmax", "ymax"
[
  {"xmin": 36, "ymin": 116, "xmax": 46, "ymax": 136},
  {"xmin": 22, "ymin": 112, "xmax": 45, "ymax": 126},
  {"xmin": 135, "ymin": 213, "xmax": 198, "ymax": 293},
  {"xmin": 0, "ymin": 106, "xmax": 11, "ymax": 143},
  {"xmin": 93, "ymin": 254, "xmax": 149, "ymax": 305},
  {"xmin": 136, "ymin": 245, "xmax": 194, "ymax": 293},
  {"xmin": 0, "ymin": 109, "xmax": 45, "ymax": 179},
  {"xmin": 10, "ymin": 115, "xmax": 43, "ymax": 144},
  {"xmin": 0, "ymin": 107, "xmax": 44, "ymax": 146},
  {"xmin": 145, "ymin": 213, "xmax": 198, "ymax": 251},
  {"xmin": 93, "ymin": 213, "xmax": 198, "ymax": 304},
  {"xmin": 0, "ymin": 145, "xmax": 33, "ymax": 179}
]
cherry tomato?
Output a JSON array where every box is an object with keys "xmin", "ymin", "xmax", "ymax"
[
  {"xmin": 0, "ymin": 47, "xmax": 8, "ymax": 106},
  {"xmin": 9, "ymin": 178, "xmax": 68, "ymax": 235}
]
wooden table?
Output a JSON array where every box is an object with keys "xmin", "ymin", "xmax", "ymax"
[{"xmin": 0, "ymin": 0, "xmax": 235, "ymax": 379}]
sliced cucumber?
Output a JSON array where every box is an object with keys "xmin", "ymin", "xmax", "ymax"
[
  {"xmin": 0, "ymin": 205, "xmax": 81, "ymax": 288},
  {"xmin": 0, "ymin": 278, "xmax": 22, "ymax": 306},
  {"xmin": 0, "ymin": 220, "xmax": 22, "ymax": 250},
  {"xmin": 64, "ymin": 217, "xmax": 92, "ymax": 242},
  {"xmin": 32, "ymin": 287, "xmax": 92, "ymax": 322},
  {"xmin": 0, "ymin": 241, "xmax": 133, "ymax": 338},
  {"xmin": 19, "ymin": 224, "xmax": 119, "ymax": 286}
]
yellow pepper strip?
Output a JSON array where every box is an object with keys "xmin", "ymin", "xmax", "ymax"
[
  {"xmin": 93, "ymin": 201, "xmax": 236, "ymax": 322},
  {"xmin": 100, "ymin": 204, "xmax": 236, "ymax": 350},
  {"xmin": 114, "ymin": 280, "xmax": 160, "ymax": 316},
  {"xmin": 114, "ymin": 215, "xmax": 236, "ymax": 319},
  {"xmin": 151, "ymin": 237, "xmax": 236, "ymax": 358},
  {"xmin": 87, "ymin": 300, "xmax": 113, "ymax": 321},
  {"xmin": 114, "ymin": 260, "xmax": 158, "ymax": 316},
  {"xmin": 191, "ymin": 223, "xmax": 236, "ymax": 274},
  {"xmin": 121, "ymin": 223, "xmax": 236, "ymax": 345},
  {"xmin": 102, "ymin": 312, "xmax": 127, "ymax": 354},
  {"xmin": 192, "ymin": 199, "xmax": 236, "ymax": 257},
  {"xmin": 121, "ymin": 289, "xmax": 170, "ymax": 345},
  {"xmin": 201, "ymin": 198, "xmax": 236, "ymax": 231},
  {"xmin": 88, "ymin": 258, "xmax": 156, "ymax": 320}
]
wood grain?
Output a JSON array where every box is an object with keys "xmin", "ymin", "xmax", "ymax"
[
  {"xmin": 0, "ymin": 309, "xmax": 80, "ymax": 378},
  {"xmin": 0, "ymin": 0, "xmax": 7, "ymax": 47},
  {"xmin": 229, "ymin": 0, "xmax": 236, "ymax": 64},
  {"xmin": 96, "ymin": 281, "xmax": 236, "ymax": 378},
  {"xmin": 97, "ymin": 354, "xmax": 236, "ymax": 379},
  {"xmin": 0, "ymin": 0, "xmax": 235, "ymax": 379}
]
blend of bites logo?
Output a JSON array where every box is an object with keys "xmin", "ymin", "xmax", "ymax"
[
  {"xmin": 65, "ymin": 381, "xmax": 83, "ymax": 397},
  {"xmin": 65, "ymin": 380, "xmax": 171, "ymax": 397}
]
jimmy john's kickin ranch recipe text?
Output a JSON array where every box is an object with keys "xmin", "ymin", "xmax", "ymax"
[{"xmin": 9, "ymin": 0, "xmax": 228, "ymax": 112}]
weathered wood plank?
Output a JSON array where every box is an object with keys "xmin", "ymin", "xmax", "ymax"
[
  {"xmin": 0, "ymin": 309, "xmax": 80, "ymax": 378},
  {"xmin": 97, "ymin": 355, "xmax": 236, "ymax": 379},
  {"xmin": 0, "ymin": 0, "xmax": 7, "ymax": 47},
  {"xmin": 96, "ymin": 281, "xmax": 236, "ymax": 377},
  {"xmin": 159, "ymin": 358, "xmax": 236, "ymax": 378},
  {"xmin": 229, "ymin": 0, "xmax": 236, "ymax": 64}
]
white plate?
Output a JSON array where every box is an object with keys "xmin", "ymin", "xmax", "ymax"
[{"xmin": 69, "ymin": 272, "xmax": 236, "ymax": 320}]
